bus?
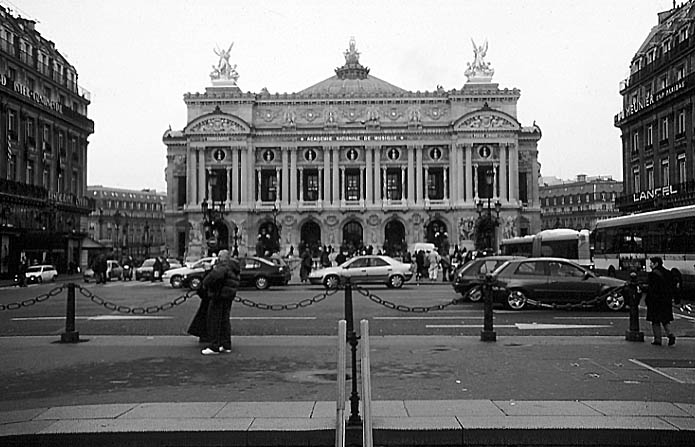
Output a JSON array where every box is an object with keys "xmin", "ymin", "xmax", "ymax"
[
  {"xmin": 499, "ymin": 228, "xmax": 593, "ymax": 269},
  {"xmin": 592, "ymin": 204, "xmax": 695, "ymax": 296}
]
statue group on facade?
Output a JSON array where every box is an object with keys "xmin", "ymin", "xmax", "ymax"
[{"xmin": 210, "ymin": 43, "xmax": 239, "ymax": 84}]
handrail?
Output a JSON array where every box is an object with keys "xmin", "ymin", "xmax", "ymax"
[
  {"xmin": 335, "ymin": 320, "xmax": 347, "ymax": 447},
  {"xmin": 360, "ymin": 319, "xmax": 373, "ymax": 447}
]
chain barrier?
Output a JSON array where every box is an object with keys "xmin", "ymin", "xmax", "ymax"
[
  {"xmin": 74, "ymin": 284, "xmax": 196, "ymax": 314},
  {"xmin": 234, "ymin": 287, "xmax": 339, "ymax": 310},
  {"xmin": 352, "ymin": 283, "xmax": 459, "ymax": 312},
  {"xmin": 522, "ymin": 285, "xmax": 626, "ymax": 310},
  {"xmin": 674, "ymin": 301, "xmax": 695, "ymax": 316},
  {"xmin": 0, "ymin": 284, "xmax": 66, "ymax": 311}
]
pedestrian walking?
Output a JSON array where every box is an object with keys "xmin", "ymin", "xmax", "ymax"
[
  {"xmin": 17, "ymin": 256, "xmax": 27, "ymax": 287},
  {"xmin": 320, "ymin": 245, "xmax": 331, "ymax": 268},
  {"xmin": 152, "ymin": 257, "xmax": 162, "ymax": 282},
  {"xmin": 300, "ymin": 248, "xmax": 312, "ymax": 283},
  {"xmin": 200, "ymin": 249, "xmax": 240, "ymax": 355},
  {"xmin": 427, "ymin": 250, "xmax": 440, "ymax": 281},
  {"xmin": 415, "ymin": 250, "xmax": 426, "ymax": 285},
  {"xmin": 645, "ymin": 256, "xmax": 676, "ymax": 346}
]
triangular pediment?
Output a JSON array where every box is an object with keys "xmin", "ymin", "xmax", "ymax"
[
  {"xmin": 454, "ymin": 109, "xmax": 519, "ymax": 131},
  {"xmin": 185, "ymin": 111, "xmax": 250, "ymax": 134}
]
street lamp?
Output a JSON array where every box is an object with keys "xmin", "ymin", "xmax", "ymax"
[
  {"xmin": 233, "ymin": 227, "xmax": 240, "ymax": 257},
  {"xmin": 122, "ymin": 213, "xmax": 129, "ymax": 258},
  {"xmin": 271, "ymin": 203, "xmax": 280, "ymax": 254},
  {"xmin": 143, "ymin": 220, "xmax": 150, "ymax": 257},
  {"xmin": 475, "ymin": 168, "xmax": 502, "ymax": 251},
  {"xmin": 98, "ymin": 207, "xmax": 104, "ymax": 241},
  {"xmin": 201, "ymin": 197, "xmax": 226, "ymax": 255},
  {"xmin": 113, "ymin": 210, "xmax": 122, "ymax": 258}
]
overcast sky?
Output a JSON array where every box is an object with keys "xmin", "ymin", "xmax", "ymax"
[{"xmin": 14, "ymin": 0, "xmax": 675, "ymax": 192}]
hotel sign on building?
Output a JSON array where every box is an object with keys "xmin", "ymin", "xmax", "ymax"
[{"xmin": 163, "ymin": 38, "xmax": 542, "ymax": 261}]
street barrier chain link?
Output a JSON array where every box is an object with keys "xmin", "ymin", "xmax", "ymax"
[
  {"xmin": 0, "ymin": 285, "xmax": 65, "ymax": 311},
  {"xmin": 233, "ymin": 288, "xmax": 338, "ymax": 310},
  {"xmin": 75, "ymin": 284, "xmax": 196, "ymax": 314},
  {"xmin": 353, "ymin": 284, "xmax": 459, "ymax": 312},
  {"xmin": 522, "ymin": 285, "xmax": 625, "ymax": 310}
]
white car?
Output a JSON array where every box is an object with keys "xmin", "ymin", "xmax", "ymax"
[
  {"xmin": 164, "ymin": 256, "xmax": 217, "ymax": 288},
  {"xmin": 308, "ymin": 255, "xmax": 413, "ymax": 289},
  {"xmin": 24, "ymin": 264, "xmax": 58, "ymax": 283}
]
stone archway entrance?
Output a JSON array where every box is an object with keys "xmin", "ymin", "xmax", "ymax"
[
  {"xmin": 258, "ymin": 221, "xmax": 280, "ymax": 256},
  {"xmin": 425, "ymin": 219, "xmax": 449, "ymax": 253},
  {"xmin": 383, "ymin": 220, "xmax": 406, "ymax": 257},
  {"xmin": 342, "ymin": 221, "xmax": 363, "ymax": 255},
  {"xmin": 300, "ymin": 221, "xmax": 321, "ymax": 257},
  {"xmin": 207, "ymin": 220, "xmax": 229, "ymax": 256}
]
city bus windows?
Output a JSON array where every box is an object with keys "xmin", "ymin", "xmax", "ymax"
[{"xmin": 541, "ymin": 240, "xmax": 579, "ymax": 259}]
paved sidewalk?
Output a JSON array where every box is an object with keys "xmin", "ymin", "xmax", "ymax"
[{"xmin": 0, "ymin": 334, "xmax": 694, "ymax": 445}]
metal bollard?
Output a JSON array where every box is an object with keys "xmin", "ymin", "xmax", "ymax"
[
  {"xmin": 343, "ymin": 280, "xmax": 361, "ymax": 426},
  {"xmin": 480, "ymin": 273, "xmax": 496, "ymax": 341},
  {"xmin": 625, "ymin": 272, "xmax": 644, "ymax": 342},
  {"xmin": 60, "ymin": 283, "xmax": 81, "ymax": 343}
]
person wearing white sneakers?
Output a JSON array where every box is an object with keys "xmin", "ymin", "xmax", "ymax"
[{"xmin": 200, "ymin": 250, "xmax": 240, "ymax": 355}]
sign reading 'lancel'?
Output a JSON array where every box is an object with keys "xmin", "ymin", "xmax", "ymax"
[
  {"xmin": 632, "ymin": 185, "xmax": 678, "ymax": 202},
  {"xmin": 0, "ymin": 74, "xmax": 63, "ymax": 113}
]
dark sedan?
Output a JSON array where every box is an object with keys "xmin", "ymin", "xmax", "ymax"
[
  {"xmin": 491, "ymin": 257, "xmax": 627, "ymax": 311},
  {"xmin": 452, "ymin": 256, "xmax": 523, "ymax": 302},
  {"xmin": 183, "ymin": 256, "xmax": 291, "ymax": 290}
]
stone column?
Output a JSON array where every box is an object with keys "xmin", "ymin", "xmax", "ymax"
[
  {"xmin": 231, "ymin": 148, "xmax": 239, "ymax": 204},
  {"xmin": 401, "ymin": 166, "xmax": 406, "ymax": 201},
  {"xmin": 465, "ymin": 145, "xmax": 473, "ymax": 202},
  {"xmin": 365, "ymin": 146, "xmax": 372, "ymax": 204},
  {"xmin": 424, "ymin": 167, "xmax": 429, "ymax": 201},
  {"xmin": 299, "ymin": 167, "xmax": 304, "ymax": 202},
  {"xmin": 415, "ymin": 145, "xmax": 423, "ymax": 203},
  {"xmin": 509, "ymin": 143, "xmax": 519, "ymax": 202},
  {"xmin": 332, "ymin": 147, "xmax": 339, "ymax": 205},
  {"xmin": 443, "ymin": 166, "xmax": 449, "ymax": 200},
  {"xmin": 207, "ymin": 168, "xmax": 213, "ymax": 200},
  {"xmin": 240, "ymin": 146, "xmax": 248, "ymax": 204},
  {"xmin": 323, "ymin": 147, "xmax": 330, "ymax": 206},
  {"xmin": 290, "ymin": 147, "xmax": 297, "ymax": 204},
  {"xmin": 373, "ymin": 146, "xmax": 381, "ymax": 205},
  {"xmin": 282, "ymin": 147, "xmax": 289, "ymax": 205},
  {"xmin": 276, "ymin": 169, "xmax": 281, "ymax": 202},
  {"xmin": 318, "ymin": 168, "xmax": 323, "ymax": 201},
  {"xmin": 531, "ymin": 149, "xmax": 539, "ymax": 207},
  {"xmin": 340, "ymin": 166, "xmax": 345, "ymax": 202},
  {"xmin": 186, "ymin": 145, "xmax": 194, "ymax": 206},
  {"xmin": 500, "ymin": 144, "xmax": 508, "ymax": 202},
  {"xmin": 407, "ymin": 145, "xmax": 415, "ymax": 204},
  {"xmin": 382, "ymin": 167, "xmax": 387, "ymax": 201},
  {"xmin": 226, "ymin": 167, "xmax": 231, "ymax": 203},
  {"xmin": 449, "ymin": 143, "xmax": 456, "ymax": 202},
  {"xmin": 197, "ymin": 148, "xmax": 206, "ymax": 203},
  {"xmin": 473, "ymin": 163, "xmax": 478, "ymax": 200},
  {"xmin": 247, "ymin": 144, "xmax": 255, "ymax": 206}
]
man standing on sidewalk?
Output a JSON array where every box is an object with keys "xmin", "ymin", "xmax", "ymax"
[
  {"xmin": 200, "ymin": 250, "xmax": 240, "ymax": 355},
  {"xmin": 645, "ymin": 256, "xmax": 676, "ymax": 346}
]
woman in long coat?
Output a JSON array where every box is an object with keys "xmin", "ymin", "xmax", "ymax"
[{"xmin": 645, "ymin": 256, "xmax": 676, "ymax": 346}]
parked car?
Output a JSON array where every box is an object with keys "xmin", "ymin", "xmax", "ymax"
[
  {"xmin": 182, "ymin": 256, "xmax": 291, "ymax": 290},
  {"xmin": 83, "ymin": 260, "xmax": 123, "ymax": 282},
  {"xmin": 164, "ymin": 256, "xmax": 218, "ymax": 288},
  {"xmin": 23, "ymin": 264, "xmax": 58, "ymax": 283},
  {"xmin": 309, "ymin": 255, "xmax": 413, "ymax": 289},
  {"xmin": 452, "ymin": 256, "xmax": 523, "ymax": 302},
  {"xmin": 134, "ymin": 258, "xmax": 179, "ymax": 281},
  {"xmin": 491, "ymin": 257, "xmax": 627, "ymax": 311}
]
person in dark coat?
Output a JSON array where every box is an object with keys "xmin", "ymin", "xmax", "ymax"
[
  {"xmin": 645, "ymin": 256, "xmax": 676, "ymax": 346},
  {"xmin": 187, "ymin": 266, "xmax": 213, "ymax": 344},
  {"xmin": 152, "ymin": 257, "xmax": 162, "ymax": 282},
  {"xmin": 415, "ymin": 250, "xmax": 426, "ymax": 285},
  {"xmin": 300, "ymin": 248, "xmax": 312, "ymax": 283},
  {"xmin": 201, "ymin": 249, "xmax": 240, "ymax": 355},
  {"xmin": 17, "ymin": 257, "xmax": 27, "ymax": 287}
]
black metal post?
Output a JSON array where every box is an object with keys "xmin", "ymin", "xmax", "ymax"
[
  {"xmin": 480, "ymin": 273, "xmax": 497, "ymax": 341},
  {"xmin": 625, "ymin": 272, "xmax": 644, "ymax": 342},
  {"xmin": 343, "ymin": 280, "xmax": 361, "ymax": 426},
  {"xmin": 60, "ymin": 283, "xmax": 80, "ymax": 343}
]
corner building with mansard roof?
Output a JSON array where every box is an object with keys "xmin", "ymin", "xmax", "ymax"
[{"xmin": 163, "ymin": 39, "xmax": 542, "ymax": 261}]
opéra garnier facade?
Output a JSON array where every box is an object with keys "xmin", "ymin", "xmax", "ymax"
[{"xmin": 163, "ymin": 38, "xmax": 541, "ymax": 261}]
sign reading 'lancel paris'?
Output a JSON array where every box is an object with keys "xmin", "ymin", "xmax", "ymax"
[
  {"xmin": 632, "ymin": 185, "xmax": 678, "ymax": 202},
  {"xmin": 0, "ymin": 74, "xmax": 63, "ymax": 113}
]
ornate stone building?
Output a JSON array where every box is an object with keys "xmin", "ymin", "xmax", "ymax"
[
  {"xmin": 0, "ymin": 8, "xmax": 93, "ymax": 277},
  {"xmin": 164, "ymin": 38, "xmax": 541, "ymax": 261},
  {"xmin": 615, "ymin": 1, "xmax": 695, "ymax": 213}
]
